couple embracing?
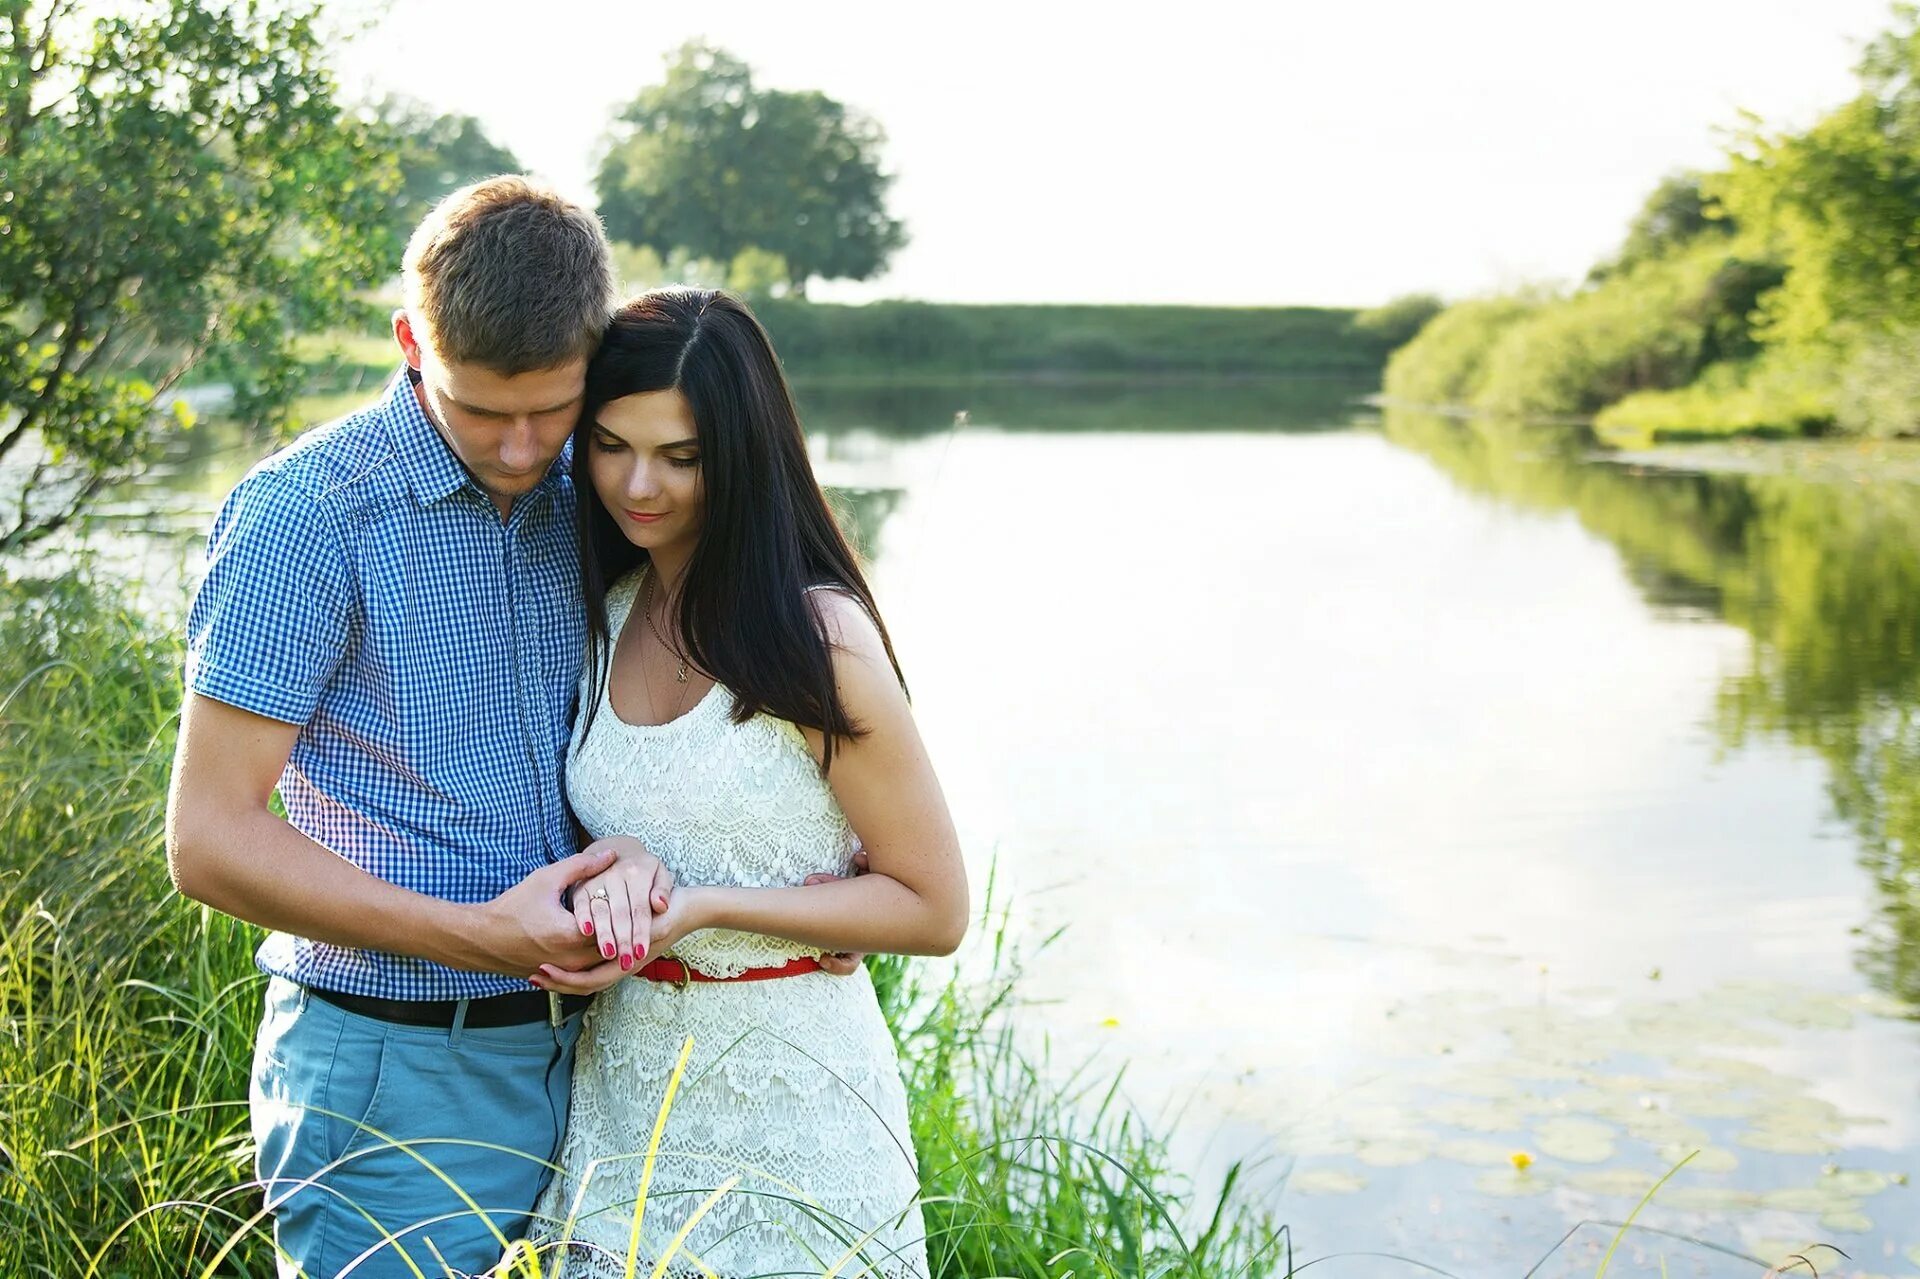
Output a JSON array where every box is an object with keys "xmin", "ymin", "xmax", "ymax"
[{"xmin": 165, "ymin": 176, "xmax": 966, "ymax": 1278}]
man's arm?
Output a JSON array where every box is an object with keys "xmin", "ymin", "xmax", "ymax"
[{"xmin": 166, "ymin": 692, "xmax": 612, "ymax": 976}]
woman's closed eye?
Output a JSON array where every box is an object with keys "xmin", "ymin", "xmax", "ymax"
[{"xmin": 667, "ymin": 454, "xmax": 701, "ymax": 469}]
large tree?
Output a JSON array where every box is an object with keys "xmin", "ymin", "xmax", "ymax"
[
  {"xmin": 595, "ymin": 42, "xmax": 905, "ymax": 297},
  {"xmin": 1710, "ymin": 4, "xmax": 1920, "ymax": 348},
  {"xmin": 0, "ymin": 0, "xmax": 397, "ymax": 552},
  {"xmin": 371, "ymin": 93, "xmax": 521, "ymax": 241}
]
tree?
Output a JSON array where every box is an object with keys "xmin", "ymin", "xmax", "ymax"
[
  {"xmin": 1588, "ymin": 171, "xmax": 1732, "ymax": 283},
  {"xmin": 1710, "ymin": 4, "xmax": 1920, "ymax": 347},
  {"xmin": 594, "ymin": 42, "xmax": 905, "ymax": 297},
  {"xmin": 0, "ymin": 0, "xmax": 397, "ymax": 552},
  {"xmin": 371, "ymin": 94, "xmax": 521, "ymax": 241},
  {"xmin": 1350, "ymin": 293, "xmax": 1444, "ymax": 352}
]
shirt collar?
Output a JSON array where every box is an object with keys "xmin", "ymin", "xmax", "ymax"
[{"xmin": 380, "ymin": 366, "xmax": 573, "ymax": 513}]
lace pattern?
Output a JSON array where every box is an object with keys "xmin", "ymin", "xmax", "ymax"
[{"xmin": 532, "ymin": 569, "xmax": 929, "ymax": 1277}]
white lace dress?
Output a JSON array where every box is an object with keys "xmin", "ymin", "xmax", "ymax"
[{"xmin": 531, "ymin": 570, "xmax": 929, "ymax": 1279}]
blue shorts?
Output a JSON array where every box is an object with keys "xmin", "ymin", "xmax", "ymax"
[{"xmin": 249, "ymin": 976, "xmax": 584, "ymax": 1278}]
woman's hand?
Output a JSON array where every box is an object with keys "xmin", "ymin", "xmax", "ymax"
[
  {"xmin": 533, "ymin": 886, "xmax": 713, "ymax": 996},
  {"xmin": 568, "ymin": 835, "xmax": 675, "ymax": 970}
]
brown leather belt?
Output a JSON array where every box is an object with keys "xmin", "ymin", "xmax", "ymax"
[{"xmin": 309, "ymin": 985, "xmax": 592, "ymax": 1028}]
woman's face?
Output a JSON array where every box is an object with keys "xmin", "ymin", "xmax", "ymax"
[{"xmin": 586, "ymin": 388, "xmax": 706, "ymax": 557}]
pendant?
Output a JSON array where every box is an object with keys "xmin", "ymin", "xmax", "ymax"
[{"xmin": 675, "ymin": 659, "xmax": 689, "ymax": 684}]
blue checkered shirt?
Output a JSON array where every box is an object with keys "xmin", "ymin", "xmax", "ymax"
[{"xmin": 185, "ymin": 369, "xmax": 583, "ymax": 999}]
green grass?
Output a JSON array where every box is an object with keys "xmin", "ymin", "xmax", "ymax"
[{"xmin": 0, "ymin": 570, "xmax": 1287, "ymax": 1278}]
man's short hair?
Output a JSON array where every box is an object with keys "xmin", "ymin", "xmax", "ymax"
[{"xmin": 402, "ymin": 175, "xmax": 616, "ymax": 374}]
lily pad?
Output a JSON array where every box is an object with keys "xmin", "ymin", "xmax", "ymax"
[
  {"xmin": 1823, "ymin": 1168, "xmax": 1891, "ymax": 1197},
  {"xmin": 1669, "ymin": 1055, "xmax": 1789, "ymax": 1087},
  {"xmin": 1566, "ymin": 1168, "xmax": 1667, "ymax": 1198},
  {"xmin": 1290, "ymin": 1168, "xmax": 1367, "ymax": 1195},
  {"xmin": 1818, "ymin": 1209, "xmax": 1874, "ymax": 1233},
  {"xmin": 1656, "ymin": 1143, "xmax": 1739, "ymax": 1174},
  {"xmin": 1624, "ymin": 1111, "xmax": 1710, "ymax": 1147},
  {"xmin": 1735, "ymin": 1128, "xmax": 1840, "ymax": 1156},
  {"xmin": 1534, "ymin": 1117, "xmax": 1617, "ymax": 1164},
  {"xmin": 1661, "ymin": 1185, "xmax": 1762, "ymax": 1212},
  {"xmin": 1426, "ymin": 1100, "xmax": 1527, "ymax": 1133},
  {"xmin": 1355, "ymin": 1139, "xmax": 1431, "ymax": 1168},
  {"xmin": 1760, "ymin": 1187, "xmax": 1854, "ymax": 1214}
]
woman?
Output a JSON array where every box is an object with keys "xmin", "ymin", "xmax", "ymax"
[{"xmin": 524, "ymin": 289, "xmax": 967, "ymax": 1277}]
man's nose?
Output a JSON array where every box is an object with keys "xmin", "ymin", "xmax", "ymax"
[{"xmin": 500, "ymin": 418, "xmax": 541, "ymax": 470}]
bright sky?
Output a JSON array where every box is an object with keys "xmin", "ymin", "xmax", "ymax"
[{"xmin": 334, "ymin": 0, "xmax": 1898, "ymax": 307}]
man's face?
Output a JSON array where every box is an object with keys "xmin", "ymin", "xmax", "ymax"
[{"xmin": 394, "ymin": 312, "xmax": 585, "ymax": 511}]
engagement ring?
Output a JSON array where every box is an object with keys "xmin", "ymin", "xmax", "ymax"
[{"xmin": 590, "ymin": 886, "xmax": 610, "ymax": 901}]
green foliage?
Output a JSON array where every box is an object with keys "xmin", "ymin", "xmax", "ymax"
[
  {"xmin": 1382, "ymin": 293, "xmax": 1544, "ymax": 408},
  {"xmin": 1835, "ymin": 326, "xmax": 1920, "ymax": 437},
  {"xmin": 1348, "ymin": 293, "xmax": 1444, "ymax": 352},
  {"xmin": 0, "ymin": 0, "xmax": 398, "ymax": 553},
  {"xmin": 369, "ymin": 93, "xmax": 521, "ymax": 242},
  {"xmin": 1588, "ymin": 171, "xmax": 1732, "ymax": 283},
  {"xmin": 756, "ymin": 300, "xmax": 1384, "ymax": 377},
  {"xmin": 1593, "ymin": 348, "xmax": 1838, "ymax": 445},
  {"xmin": 1710, "ymin": 5, "xmax": 1920, "ymax": 350},
  {"xmin": 1475, "ymin": 247, "xmax": 1771, "ymax": 420},
  {"xmin": 0, "ymin": 570, "xmax": 267, "ymax": 1275},
  {"xmin": 596, "ymin": 42, "xmax": 905, "ymax": 296}
]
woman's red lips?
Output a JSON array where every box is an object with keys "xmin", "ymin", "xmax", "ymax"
[{"xmin": 625, "ymin": 510, "xmax": 668, "ymax": 523}]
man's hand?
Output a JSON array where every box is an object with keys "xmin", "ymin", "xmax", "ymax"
[
  {"xmin": 805, "ymin": 850, "xmax": 870, "ymax": 976},
  {"xmin": 568, "ymin": 836, "xmax": 675, "ymax": 972},
  {"xmin": 535, "ymin": 886, "xmax": 711, "ymax": 995},
  {"xmin": 468, "ymin": 847, "xmax": 619, "ymax": 975}
]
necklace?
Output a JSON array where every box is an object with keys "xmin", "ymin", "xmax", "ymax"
[{"xmin": 642, "ymin": 569, "xmax": 691, "ymax": 684}]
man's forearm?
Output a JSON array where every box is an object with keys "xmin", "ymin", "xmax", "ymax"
[{"xmin": 168, "ymin": 806, "xmax": 488, "ymax": 972}]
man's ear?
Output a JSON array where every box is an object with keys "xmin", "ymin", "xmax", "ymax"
[{"xmin": 392, "ymin": 310, "xmax": 425, "ymax": 371}]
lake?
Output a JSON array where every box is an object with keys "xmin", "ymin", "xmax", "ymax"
[{"xmin": 70, "ymin": 374, "xmax": 1920, "ymax": 1278}]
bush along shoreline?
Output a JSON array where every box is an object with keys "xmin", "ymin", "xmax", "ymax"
[{"xmin": 1381, "ymin": 5, "xmax": 1920, "ymax": 450}]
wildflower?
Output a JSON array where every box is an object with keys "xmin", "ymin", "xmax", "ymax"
[{"xmin": 1510, "ymin": 1150, "xmax": 1534, "ymax": 1172}]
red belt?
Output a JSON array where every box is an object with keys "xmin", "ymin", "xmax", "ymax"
[{"xmin": 636, "ymin": 955, "xmax": 822, "ymax": 987}]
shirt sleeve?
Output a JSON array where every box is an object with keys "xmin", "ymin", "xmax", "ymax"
[{"xmin": 184, "ymin": 468, "xmax": 354, "ymax": 725}]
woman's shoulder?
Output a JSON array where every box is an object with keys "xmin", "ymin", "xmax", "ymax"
[
  {"xmin": 806, "ymin": 583, "xmax": 881, "ymax": 648},
  {"xmin": 591, "ymin": 566, "xmax": 646, "ymax": 643}
]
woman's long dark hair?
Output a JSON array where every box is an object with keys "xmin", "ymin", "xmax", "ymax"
[{"xmin": 574, "ymin": 288, "xmax": 904, "ymax": 772}]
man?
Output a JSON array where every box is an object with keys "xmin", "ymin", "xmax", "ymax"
[{"xmin": 167, "ymin": 176, "xmax": 675, "ymax": 1277}]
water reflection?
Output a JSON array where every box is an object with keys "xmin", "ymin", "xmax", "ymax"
[{"xmin": 1381, "ymin": 408, "xmax": 1920, "ymax": 1014}]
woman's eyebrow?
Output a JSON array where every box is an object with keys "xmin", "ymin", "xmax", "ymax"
[{"xmin": 654, "ymin": 437, "xmax": 699, "ymax": 450}]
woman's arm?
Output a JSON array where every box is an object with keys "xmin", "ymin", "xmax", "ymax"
[
  {"xmin": 533, "ymin": 593, "xmax": 967, "ymax": 992},
  {"xmin": 710, "ymin": 590, "xmax": 967, "ymax": 955}
]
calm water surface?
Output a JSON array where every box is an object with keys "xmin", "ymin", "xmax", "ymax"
[{"xmin": 80, "ymin": 378, "xmax": 1920, "ymax": 1277}]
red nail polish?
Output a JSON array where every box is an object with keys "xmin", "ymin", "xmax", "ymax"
[
  {"xmin": 637, "ymin": 944, "xmax": 647, "ymax": 959},
  {"xmin": 603, "ymin": 943, "xmax": 615, "ymax": 958},
  {"xmin": 620, "ymin": 955, "xmax": 633, "ymax": 971},
  {"xmin": 582, "ymin": 920, "xmax": 594, "ymax": 935}
]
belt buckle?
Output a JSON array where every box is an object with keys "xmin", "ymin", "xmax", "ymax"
[
  {"xmin": 672, "ymin": 957, "xmax": 692, "ymax": 991},
  {"xmin": 547, "ymin": 990, "xmax": 563, "ymax": 1027}
]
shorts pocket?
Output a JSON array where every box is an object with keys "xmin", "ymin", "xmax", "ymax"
[{"xmin": 324, "ymin": 1021, "xmax": 394, "ymax": 1166}]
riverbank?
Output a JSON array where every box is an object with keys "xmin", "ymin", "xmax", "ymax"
[
  {"xmin": 278, "ymin": 300, "xmax": 1393, "ymax": 417},
  {"xmin": 1601, "ymin": 436, "xmax": 1920, "ymax": 485}
]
